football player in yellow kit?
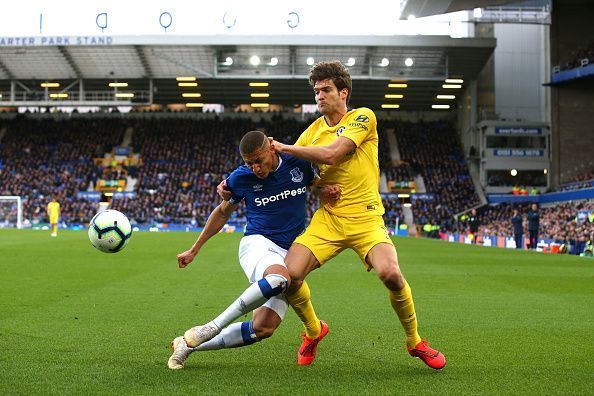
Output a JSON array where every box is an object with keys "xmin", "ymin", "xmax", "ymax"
[
  {"xmin": 47, "ymin": 197, "xmax": 60, "ymax": 237},
  {"xmin": 270, "ymin": 61, "xmax": 446, "ymax": 369}
]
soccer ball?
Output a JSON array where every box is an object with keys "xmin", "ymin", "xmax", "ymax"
[{"xmin": 88, "ymin": 209, "xmax": 132, "ymax": 253}]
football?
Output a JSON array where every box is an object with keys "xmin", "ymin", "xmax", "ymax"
[{"xmin": 88, "ymin": 209, "xmax": 132, "ymax": 253}]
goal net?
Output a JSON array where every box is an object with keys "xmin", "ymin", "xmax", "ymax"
[{"xmin": 0, "ymin": 196, "xmax": 23, "ymax": 229}]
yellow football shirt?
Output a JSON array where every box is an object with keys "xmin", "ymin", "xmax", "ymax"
[
  {"xmin": 48, "ymin": 201, "xmax": 60, "ymax": 219},
  {"xmin": 296, "ymin": 107, "xmax": 384, "ymax": 218}
]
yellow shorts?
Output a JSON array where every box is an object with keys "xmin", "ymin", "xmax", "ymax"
[
  {"xmin": 49, "ymin": 216, "xmax": 59, "ymax": 224},
  {"xmin": 294, "ymin": 208, "xmax": 394, "ymax": 270}
]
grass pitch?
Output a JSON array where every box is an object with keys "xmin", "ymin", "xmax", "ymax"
[{"xmin": 0, "ymin": 229, "xmax": 593, "ymax": 395}]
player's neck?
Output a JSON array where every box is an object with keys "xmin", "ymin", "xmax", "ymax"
[
  {"xmin": 271, "ymin": 153, "xmax": 281, "ymax": 171},
  {"xmin": 324, "ymin": 106, "xmax": 348, "ymax": 127}
]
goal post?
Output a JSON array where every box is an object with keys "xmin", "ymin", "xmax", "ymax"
[{"xmin": 0, "ymin": 196, "xmax": 23, "ymax": 229}]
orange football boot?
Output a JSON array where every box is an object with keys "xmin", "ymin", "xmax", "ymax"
[
  {"xmin": 407, "ymin": 340, "xmax": 446, "ymax": 370},
  {"xmin": 297, "ymin": 320, "xmax": 329, "ymax": 365}
]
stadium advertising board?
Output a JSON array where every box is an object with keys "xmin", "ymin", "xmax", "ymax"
[
  {"xmin": 411, "ymin": 193, "xmax": 435, "ymax": 201},
  {"xmin": 492, "ymin": 149, "xmax": 544, "ymax": 157},
  {"xmin": 494, "ymin": 127, "xmax": 542, "ymax": 135}
]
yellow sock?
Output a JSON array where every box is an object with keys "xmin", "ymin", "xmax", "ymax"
[
  {"xmin": 389, "ymin": 281, "xmax": 422, "ymax": 348},
  {"xmin": 287, "ymin": 280, "xmax": 321, "ymax": 338}
]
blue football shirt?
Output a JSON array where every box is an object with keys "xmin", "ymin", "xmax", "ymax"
[{"xmin": 227, "ymin": 153, "xmax": 316, "ymax": 249}]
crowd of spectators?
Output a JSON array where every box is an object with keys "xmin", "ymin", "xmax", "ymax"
[
  {"xmin": 0, "ymin": 118, "xmax": 125, "ymax": 225},
  {"xmin": 454, "ymin": 201, "xmax": 594, "ymax": 254},
  {"xmin": 382, "ymin": 196, "xmax": 404, "ymax": 228},
  {"xmin": 383, "ymin": 120, "xmax": 480, "ymax": 229},
  {"xmin": 0, "ymin": 115, "xmax": 478, "ymax": 231},
  {"xmin": 558, "ymin": 41, "xmax": 594, "ymax": 71},
  {"xmin": 539, "ymin": 201, "xmax": 594, "ymax": 253},
  {"xmin": 4, "ymin": 114, "xmax": 591, "ymax": 252},
  {"xmin": 557, "ymin": 169, "xmax": 594, "ymax": 191}
]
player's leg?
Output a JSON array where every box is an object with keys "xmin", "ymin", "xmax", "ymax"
[
  {"xmin": 50, "ymin": 221, "xmax": 57, "ymax": 237},
  {"xmin": 365, "ymin": 243, "xmax": 416, "ymax": 343},
  {"xmin": 286, "ymin": 208, "xmax": 342, "ymax": 340},
  {"xmin": 184, "ymin": 235, "xmax": 289, "ymax": 347},
  {"xmin": 365, "ymin": 242, "xmax": 445, "ymax": 369},
  {"xmin": 285, "ymin": 209, "xmax": 343, "ymax": 365},
  {"xmin": 169, "ymin": 239, "xmax": 290, "ymax": 370},
  {"xmin": 285, "ymin": 244, "xmax": 329, "ymax": 365},
  {"xmin": 285, "ymin": 243, "xmax": 322, "ymax": 338},
  {"xmin": 197, "ymin": 300, "xmax": 286, "ymax": 350},
  {"xmin": 168, "ymin": 304, "xmax": 285, "ymax": 369},
  {"xmin": 184, "ymin": 263, "xmax": 288, "ymax": 347}
]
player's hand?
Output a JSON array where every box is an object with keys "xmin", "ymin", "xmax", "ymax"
[
  {"xmin": 268, "ymin": 137, "xmax": 286, "ymax": 153},
  {"xmin": 217, "ymin": 179, "xmax": 232, "ymax": 201},
  {"xmin": 321, "ymin": 184, "xmax": 341, "ymax": 205},
  {"xmin": 177, "ymin": 249, "xmax": 197, "ymax": 268}
]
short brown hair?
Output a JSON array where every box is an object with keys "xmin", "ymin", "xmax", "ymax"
[
  {"xmin": 308, "ymin": 61, "xmax": 352, "ymax": 104},
  {"xmin": 239, "ymin": 130, "xmax": 267, "ymax": 155}
]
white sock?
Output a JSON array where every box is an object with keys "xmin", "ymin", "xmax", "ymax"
[
  {"xmin": 210, "ymin": 274, "xmax": 287, "ymax": 330},
  {"xmin": 195, "ymin": 321, "xmax": 258, "ymax": 351}
]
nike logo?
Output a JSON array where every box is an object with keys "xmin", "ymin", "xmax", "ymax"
[{"xmin": 312, "ymin": 138, "xmax": 320, "ymax": 145}]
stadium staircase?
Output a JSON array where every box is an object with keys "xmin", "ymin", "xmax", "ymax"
[
  {"xmin": 384, "ymin": 127, "xmax": 417, "ymax": 230},
  {"xmin": 125, "ymin": 176, "xmax": 137, "ymax": 192},
  {"xmin": 403, "ymin": 205, "xmax": 415, "ymax": 229},
  {"xmin": 121, "ymin": 127, "xmax": 134, "ymax": 148},
  {"xmin": 120, "ymin": 126, "xmax": 138, "ymax": 192},
  {"xmin": 379, "ymin": 173, "xmax": 388, "ymax": 193},
  {"xmin": 386, "ymin": 128, "xmax": 401, "ymax": 161},
  {"xmin": 468, "ymin": 161, "xmax": 488, "ymax": 205},
  {"xmin": 413, "ymin": 175, "xmax": 427, "ymax": 193}
]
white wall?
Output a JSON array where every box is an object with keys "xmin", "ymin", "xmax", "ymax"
[{"xmin": 493, "ymin": 23, "xmax": 549, "ymax": 122}]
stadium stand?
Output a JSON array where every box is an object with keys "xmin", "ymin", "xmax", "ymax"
[
  {"xmin": 383, "ymin": 120, "xmax": 480, "ymax": 230},
  {"xmin": 558, "ymin": 41, "xmax": 594, "ymax": 71},
  {"xmin": 0, "ymin": 116, "xmax": 473, "ymax": 230},
  {"xmin": 557, "ymin": 170, "xmax": 594, "ymax": 191},
  {"xmin": 0, "ymin": 118, "xmax": 125, "ymax": 225},
  {"xmin": 461, "ymin": 201, "xmax": 594, "ymax": 254}
]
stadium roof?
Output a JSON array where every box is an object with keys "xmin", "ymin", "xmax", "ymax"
[
  {"xmin": 398, "ymin": 0, "xmax": 542, "ymax": 19},
  {"xmin": 0, "ymin": 35, "xmax": 495, "ymax": 111}
]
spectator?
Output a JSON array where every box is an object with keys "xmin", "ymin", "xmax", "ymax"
[
  {"xmin": 527, "ymin": 203, "xmax": 540, "ymax": 250},
  {"xmin": 511, "ymin": 208, "xmax": 523, "ymax": 249}
]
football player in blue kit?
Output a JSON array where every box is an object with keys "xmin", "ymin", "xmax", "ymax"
[{"xmin": 168, "ymin": 130, "xmax": 338, "ymax": 369}]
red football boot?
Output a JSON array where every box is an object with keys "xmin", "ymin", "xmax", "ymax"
[
  {"xmin": 297, "ymin": 320, "xmax": 329, "ymax": 365},
  {"xmin": 407, "ymin": 340, "xmax": 446, "ymax": 370}
]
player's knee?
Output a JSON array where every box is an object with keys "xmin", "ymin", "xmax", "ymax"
[
  {"xmin": 258, "ymin": 274, "xmax": 288, "ymax": 298},
  {"xmin": 376, "ymin": 264, "xmax": 404, "ymax": 289},
  {"xmin": 265, "ymin": 265, "xmax": 292, "ymax": 288},
  {"xmin": 287, "ymin": 261, "xmax": 307, "ymax": 284}
]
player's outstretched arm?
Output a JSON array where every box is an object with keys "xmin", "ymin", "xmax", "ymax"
[
  {"xmin": 177, "ymin": 200, "xmax": 238, "ymax": 268},
  {"xmin": 270, "ymin": 137, "xmax": 356, "ymax": 165}
]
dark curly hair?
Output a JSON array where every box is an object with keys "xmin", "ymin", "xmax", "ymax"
[{"xmin": 308, "ymin": 60, "xmax": 352, "ymax": 105}]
